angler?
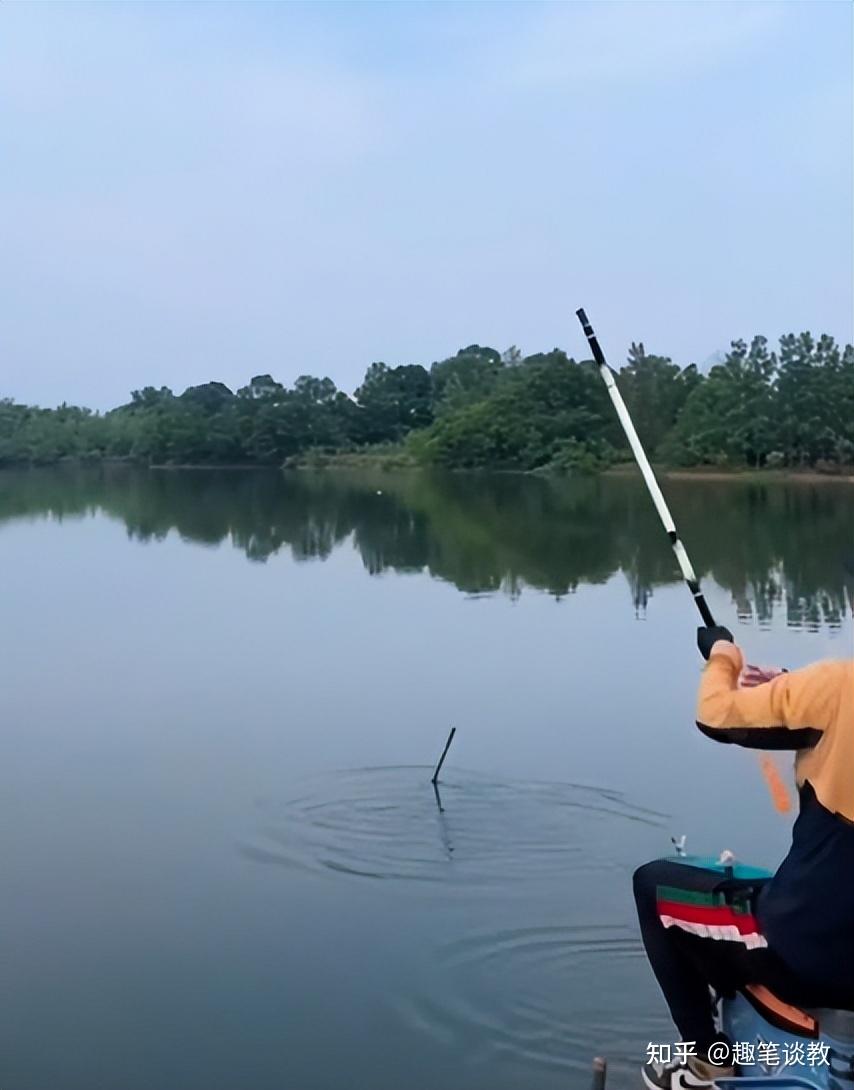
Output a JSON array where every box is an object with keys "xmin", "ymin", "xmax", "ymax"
[
  {"xmin": 635, "ymin": 629, "xmax": 854, "ymax": 1089},
  {"xmin": 575, "ymin": 310, "xmax": 854, "ymax": 1090}
]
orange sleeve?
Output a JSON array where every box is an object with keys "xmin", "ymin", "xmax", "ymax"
[{"xmin": 696, "ymin": 643, "xmax": 840, "ymax": 751}]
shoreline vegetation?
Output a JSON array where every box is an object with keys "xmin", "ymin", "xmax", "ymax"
[
  {"xmin": 12, "ymin": 454, "xmax": 850, "ymax": 485},
  {"xmin": 279, "ymin": 450, "xmax": 854, "ymax": 483},
  {"xmin": 2, "ymin": 332, "xmax": 853, "ymax": 477}
]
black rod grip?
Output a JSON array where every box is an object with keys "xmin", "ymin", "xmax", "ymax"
[
  {"xmin": 696, "ymin": 593, "xmax": 716, "ymax": 628},
  {"xmin": 575, "ymin": 308, "xmax": 608, "ymax": 368}
]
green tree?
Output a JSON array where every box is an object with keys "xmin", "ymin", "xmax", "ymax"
[
  {"xmin": 237, "ymin": 375, "xmax": 285, "ymax": 401},
  {"xmin": 661, "ymin": 337, "xmax": 778, "ymax": 467},
  {"xmin": 354, "ymin": 362, "xmax": 433, "ymax": 443},
  {"xmin": 430, "ymin": 345, "xmax": 504, "ymax": 415},
  {"xmin": 419, "ymin": 350, "xmax": 623, "ymax": 470},
  {"xmin": 776, "ymin": 333, "xmax": 854, "ymax": 467},
  {"xmin": 617, "ymin": 343, "xmax": 701, "ymax": 455}
]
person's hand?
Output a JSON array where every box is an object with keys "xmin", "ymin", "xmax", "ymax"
[{"xmin": 697, "ymin": 625, "xmax": 734, "ymax": 660}]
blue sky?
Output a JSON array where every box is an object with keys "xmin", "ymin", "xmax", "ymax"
[{"xmin": 1, "ymin": 1, "xmax": 852, "ymax": 409}]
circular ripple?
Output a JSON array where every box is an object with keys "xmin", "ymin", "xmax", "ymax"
[
  {"xmin": 239, "ymin": 765, "xmax": 666, "ymax": 888},
  {"xmin": 394, "ymin": 921, "xmax": 667, "ymax": 1079}
]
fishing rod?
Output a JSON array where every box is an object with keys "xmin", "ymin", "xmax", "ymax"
[
  {"xmin": 575, "ymin": 308, "xmax": 715, "ymax": 628},
  {"xmin": 575, "ymin": 309, "xmax": 792, "ymax": 815}
]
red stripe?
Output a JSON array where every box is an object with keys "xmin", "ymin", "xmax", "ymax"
[{"xmin": 656, "ymin": 899, "xmax": 763, "ymax": 935}]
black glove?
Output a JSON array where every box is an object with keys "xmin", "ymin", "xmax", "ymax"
[{"xmin": 697, "ymin": 625, "xmax": 733, "ymax": 660}]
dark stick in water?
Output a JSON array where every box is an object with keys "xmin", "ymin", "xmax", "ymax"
[{"xmin": 431, "ymin": 727, "xmax": 456, "ymax": 784}]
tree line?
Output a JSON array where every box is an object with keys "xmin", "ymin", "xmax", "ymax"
[{"xmin": 1, "ymin": 332, "xmax": 852, "ymax": 471}]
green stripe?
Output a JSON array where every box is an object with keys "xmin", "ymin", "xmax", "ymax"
[
  {"xmin": 656, "ymin": 885, "xmax": 720, "ymax": 907},
  {"xmin": 656, "ymin": 885, "xmax": 754, "ymax": 915}
]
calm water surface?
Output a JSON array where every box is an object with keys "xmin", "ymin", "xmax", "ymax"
[{"xmin": 1, "ymin": 467, "xmax": 851, "ymax": 1090}]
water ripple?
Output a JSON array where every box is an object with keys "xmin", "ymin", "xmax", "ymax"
[
  {"xmin": 394, "ymin": 921, "xmax": 664, "ymax": 1079},
  {"xmin": 239, "ymin": 766, "xmax": 667, "ymax": 889}
]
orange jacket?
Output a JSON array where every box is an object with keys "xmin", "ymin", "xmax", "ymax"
[{"xmin": 697, "ymin": 643, "xmax": 854, "ymax": 821}]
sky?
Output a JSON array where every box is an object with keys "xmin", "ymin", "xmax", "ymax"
[{"xmin": 1, "ymin": 1, "xmax": 852, "ymax": 409}]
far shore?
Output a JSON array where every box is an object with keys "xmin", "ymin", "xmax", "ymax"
[
  {"xmin": 285, "ymin": 459, "xmax": 854, "ymax": 484},
  {"xmin": 1, "ymin": 458, "xmax": 852, "ymax": 484},
  {"xmin": 602, "ymin": 464, "xmax": 854, "ymax": 485}
]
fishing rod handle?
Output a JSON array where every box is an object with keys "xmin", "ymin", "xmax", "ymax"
[{"xmin": 694, "ymin": 589, "xmax": 716, "ymax": 628}]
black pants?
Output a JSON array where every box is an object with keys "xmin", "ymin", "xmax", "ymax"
[{"xmin": 633, "ymin": 860, "xmax": 810, "ymax": 1052}]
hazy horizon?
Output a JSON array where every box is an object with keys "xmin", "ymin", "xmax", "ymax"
[{"xmin": 2, "ymin": 1, "xmax": 852, "ymax": 411}]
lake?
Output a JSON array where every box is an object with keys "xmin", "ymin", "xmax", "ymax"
[{"xmin": 1, "ymin": 466, "xmax": 851, "ymax": 1090}]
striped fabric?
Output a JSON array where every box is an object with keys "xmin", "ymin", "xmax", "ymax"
[
  {"xmin": 740, "ymin": 664, "xmax": 784, "ymax": 689},
  {"xmin": 656, "ymin": 885, "xmax": 768, "ymax": 951}
]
